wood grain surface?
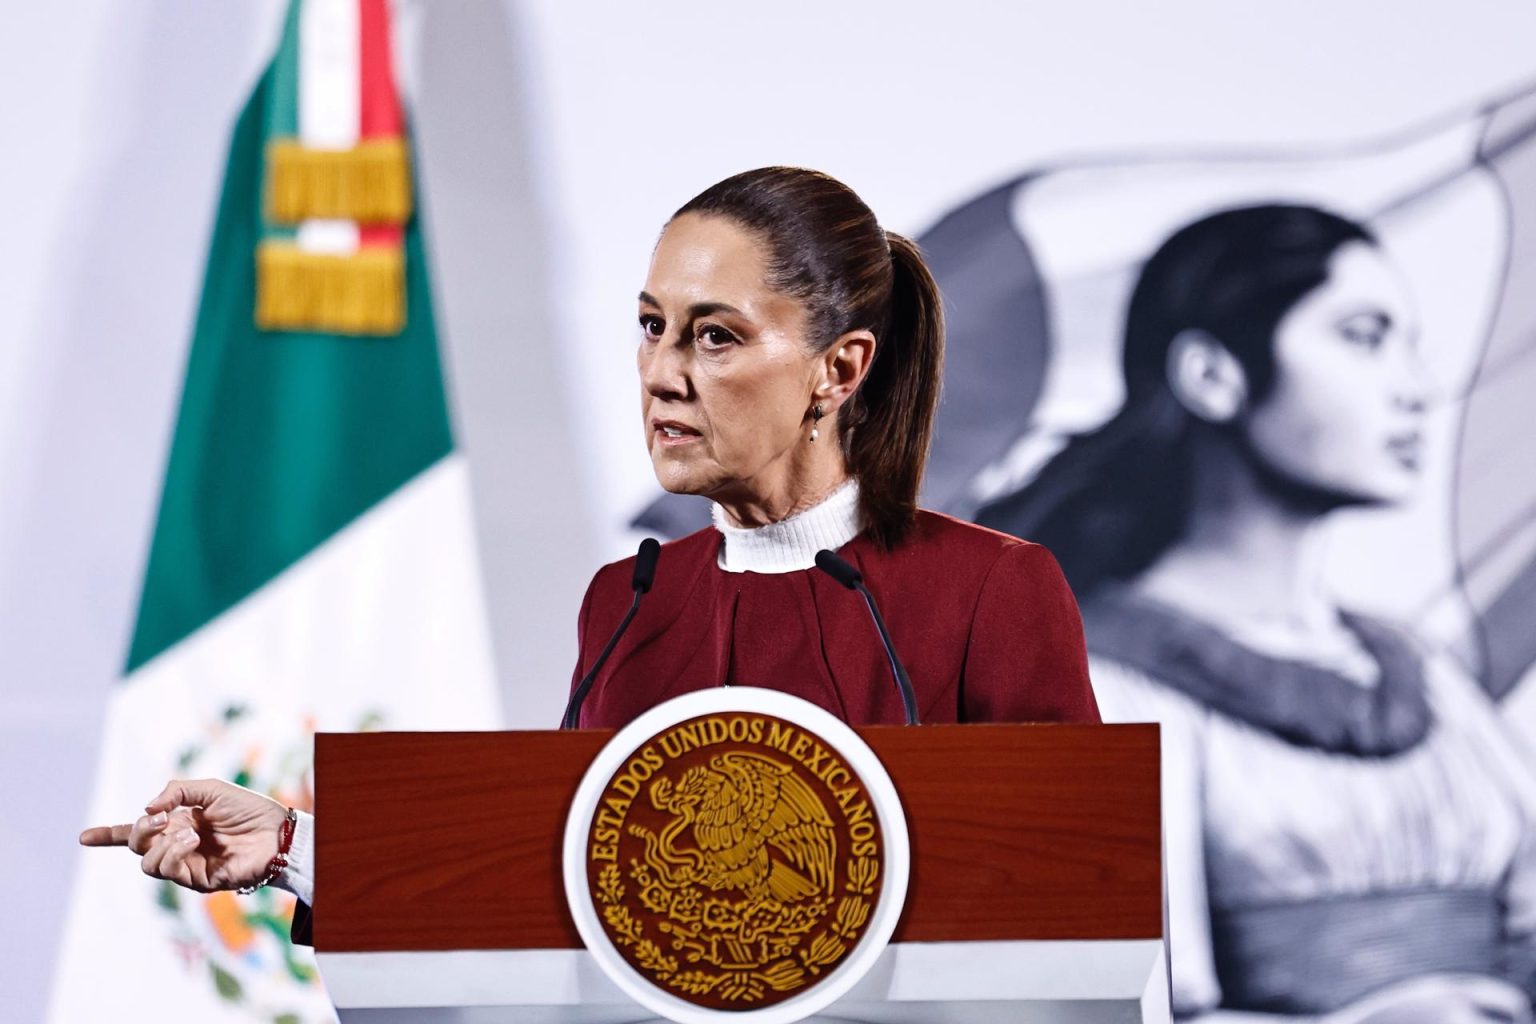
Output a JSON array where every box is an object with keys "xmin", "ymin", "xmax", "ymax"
[{"xmin": 313, "ymin": 723, "xmax": 1160, "ymax": 952}]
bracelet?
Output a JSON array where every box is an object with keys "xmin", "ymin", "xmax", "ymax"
[{"xmin": 238, "ymin": 807, "xmax": 298, "ymax": 895}]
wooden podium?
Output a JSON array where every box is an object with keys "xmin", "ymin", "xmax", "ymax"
[{"xmin": 312, "ymin": 722, "xmax": 1167, "ymax": 1023}]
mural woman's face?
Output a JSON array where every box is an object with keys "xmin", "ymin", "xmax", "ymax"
[{"xmin": 1241, "ymin": 240, "xmax": 1428, "ymax": 507}]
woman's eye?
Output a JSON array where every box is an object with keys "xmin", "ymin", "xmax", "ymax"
[
  {"xmin": 1341, "ymin": 327, "xmax": 1384, "ymax": 351},
  {"xmin": 697, "ymin": 324, "xmax": 737, "ymax": 348},
  {"xmin": 639, "ymin": 315, "xmax": 664, "ymax": 339},
  {"xmin": 1338, "ymin": 315, "xmax": 1386, "ymax": 351}
]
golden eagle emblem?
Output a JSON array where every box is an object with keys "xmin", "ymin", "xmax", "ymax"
[
  {"xmin": 647, "ymin": 751, "xmax": 837, "ymax": 903},
  {"xmin": 585, "ymin": 712, "xmax": 884, "ymax": 1008}
]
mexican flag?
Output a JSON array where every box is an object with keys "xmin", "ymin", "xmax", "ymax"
[{"xmin": 50, "ymin": 1, "xmax": 502, "ymax": 1021}]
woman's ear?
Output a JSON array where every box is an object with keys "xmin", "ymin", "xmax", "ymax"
[
  {"xmin": 815, "ymin": 330, "xmax": 877, "ymax": 411},
  {"xmin": 1166, "ymin": 329, "xmax": 1248, "ymax": 423}
]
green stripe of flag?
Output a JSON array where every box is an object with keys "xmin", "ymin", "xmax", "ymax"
[
  {"xmin": 125, "ymin": 56, "xmax": 454, "ymax": 672},
  {"xmin": 262, "ymin": 0, "xmax": 301, "ymax": 244}
]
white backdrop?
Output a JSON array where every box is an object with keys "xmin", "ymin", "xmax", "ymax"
[{"xmin": 4, "ymin": 2, "xmax": 1536, "ymax": 1021}]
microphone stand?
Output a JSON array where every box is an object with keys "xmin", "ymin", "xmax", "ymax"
[
  {"xmin": 815, "ymin": 549, "xmax": 920, "ymax": 725},
  {"xmin": 561, "ymin": 538, "xmax": 660, "ymax": 729}
]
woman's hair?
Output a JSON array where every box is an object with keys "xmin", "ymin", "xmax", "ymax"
[
  {"xmin": 675, "ymin": 167, "xmax": 944, "ymax": 549},
  {"xmin": 976, "ymin": 203, "xmax": 1376, "ymax": 594}
]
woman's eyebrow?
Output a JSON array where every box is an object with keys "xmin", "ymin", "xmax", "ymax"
[{"xmin": 637, "ymin": 292, "xmax": 745, "ymax": 320}]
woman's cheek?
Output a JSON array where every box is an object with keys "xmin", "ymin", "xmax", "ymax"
[
  {"xmin": 1309, "ymin": 378, "xmax": 1394, "ymax": 485},
  {"xmin": 1245, "ymin": 395, "xmax": 1335, "ymax": 490}
]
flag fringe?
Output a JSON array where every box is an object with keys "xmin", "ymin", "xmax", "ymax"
[
  {"xmin": 255, "ymin": 243, "xmax": 405, "ymax": 336},
  {"xmin": 265, "ymin": 138, "xmax": 412, "ymax": 224}
]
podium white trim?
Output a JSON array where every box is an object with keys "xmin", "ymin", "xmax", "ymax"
[{"xmin": 322, "ymin": 939, "xmax": 1170, "ymax": 1023}]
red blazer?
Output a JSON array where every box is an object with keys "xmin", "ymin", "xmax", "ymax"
[
  {"xmin": 571, "ymin": 511, "xmax": 1100, "ymax": 728},
  {"xmin": 289, "ymin": 514, "xmax": 1099, "ymax": 946}
]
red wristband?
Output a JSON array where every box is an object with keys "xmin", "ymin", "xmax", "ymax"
[{"xmin": 238, "ymin": 807, "xmax": 298, "ymax": 895}]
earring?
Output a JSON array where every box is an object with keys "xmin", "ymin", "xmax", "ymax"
[{"xmin": 809, "ymin": 403, "xmax": 825, "ymax": 442}]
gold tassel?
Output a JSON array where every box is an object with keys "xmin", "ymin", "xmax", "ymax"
[
  {"xmin": 265, "ymin": 138, "xmax": 412, "ymax": 225},
  {"xmin": 255, "ymin": 242, "xmax": 406, "ymax": 336}
]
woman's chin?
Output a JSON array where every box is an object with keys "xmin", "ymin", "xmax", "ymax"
[
  {"xmin": 1357, "ymin": 479, "xmax": 1418, "ymax": 509},
  {"xmin": 1323, "ymin": 472, "xmax": 1418, "ymax": 510},
  {"xmin": 651, "ymin": 461, "xmax": 712, "ymax": 497}
]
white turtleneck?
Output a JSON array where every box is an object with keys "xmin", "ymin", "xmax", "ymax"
[{"xmin": 711, "ymin": 478, "xmax": 863, "ymax": 573}]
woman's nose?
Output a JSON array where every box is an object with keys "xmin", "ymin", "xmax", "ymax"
[
  {"xmin": 640, "ymin": 337, "xmax": 690, "ymax": 400},
  {"xmin": 1392, "ymin": 347, "xmax": 1433, "ymax": 415},
  {"xmin": 1393, "ymin": 385, "xmax": 1427, "ymax": 416}
]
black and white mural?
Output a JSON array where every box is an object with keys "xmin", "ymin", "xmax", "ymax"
[{"xmin": 640, "ymin": 85, "xmax": 1536, "ymax": 1019}]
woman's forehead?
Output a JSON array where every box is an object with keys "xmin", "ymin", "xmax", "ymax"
[
  {"xmin": 644, "ymin": 214, "xmax": 803, "ymax": 323},
  {"xmin": 649, "ymin": 216, "xmax": 764, "ymax": 291},
  {"xmin": 1313, "ymin": 242, "xmax": 1414, "ymax": 316}
]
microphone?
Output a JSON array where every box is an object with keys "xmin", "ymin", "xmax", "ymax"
[
  {"xmin": 631, "ymin": 536, "xmax": 661, "ymax": 594},
  {"xmin": 561, "ymin": 538, "xmax": 661, "ymax": 729},
  {"xmin": 814, "ymin": 549, "xmax": 920, "ymax": 725}
]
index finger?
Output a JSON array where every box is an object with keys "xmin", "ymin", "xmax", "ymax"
[{"xmin": 79, "ymin": 824, "xmax": 132, "ymax": 847}]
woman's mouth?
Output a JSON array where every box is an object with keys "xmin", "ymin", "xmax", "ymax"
[
  {"xmin": 653, "ymin": 421, "xmax": 701, "ymax": 447},
  {"xmin": 1386, "ymin": 431, "xmax": 1423, "ymax": 471}
]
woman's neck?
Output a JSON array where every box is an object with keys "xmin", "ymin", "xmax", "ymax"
[
  {"xmin": 1131, "ymin": 436, "xmax": 1343, "ymax": 643},
  {"xmin": 712, "ymin": 460, "xmax": 852, "ymax": 529}
]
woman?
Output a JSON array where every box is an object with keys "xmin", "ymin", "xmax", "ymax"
[
  {"xmin": 81, "ymin": 168, "xmax": 1099, "ymax": 921},
  {"xmin": 979, "ymin": 204, "xmax": 1536, "ymax": 1022}
]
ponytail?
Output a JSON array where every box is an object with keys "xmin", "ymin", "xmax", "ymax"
[{"xmin": 844, "ymin": 233, "xmax": 944, "ymax": 548}]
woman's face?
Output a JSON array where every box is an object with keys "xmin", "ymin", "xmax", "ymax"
[
  {"xmin": 636, "ymin": 213, "xmax": 825, "ymax": 504},
  {"xmin": 1240, "ymin": 240, "xmax": 1428, "ymax": 506}
]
